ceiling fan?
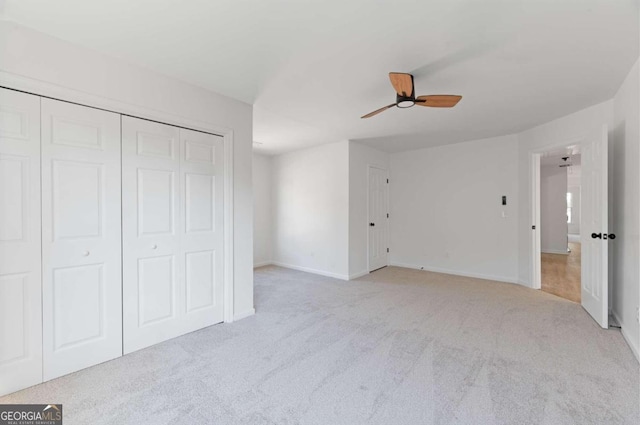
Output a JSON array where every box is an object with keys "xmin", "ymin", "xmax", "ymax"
[{"xmin": 361, "ymin": 72, "xmax": 462, "ymax": 118}]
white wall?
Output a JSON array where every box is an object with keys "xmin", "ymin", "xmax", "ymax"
[
  {"xmin": 253, "ymin": 153, "xmax": 272, "ymax": 267},
  {"xmin": 348, "ymin": 141, "xmax": 389, "ymax": 278},
  {"xmin": 612, "ymin": 58, "xmax": 640, "ymax": 359},
  {"xmin": 540, "ymin": 164, "xmax": 568, "ymax": 254},
  {"xmin": 389, "ymin": 135, "xmax": 520, "ymax": 283},
  {"xmin": 517, "ymin": 100, "xmax": 614, "ymax": 286},
  {"xmin": 271, "ymin": 141, "xmax": 350, "ymax": 279},
  {"xmin": 0, "ymin": 21, "xmax": 255, "ymax": 319}
]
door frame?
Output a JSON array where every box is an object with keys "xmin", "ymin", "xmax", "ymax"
[
  {"xmin": 367, "ymin": 164, "xmax": 389, "ymax": 273},
  {"xmin": 0, "ymin": 72, "xmax": 236, "ymax": 323},
  {"xmin": 529, "ymin": 136, "xmax": 584, "ymax": 290}
]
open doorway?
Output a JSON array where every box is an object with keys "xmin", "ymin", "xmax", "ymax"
[
  {"xmin": 539, "ymin": 149, "xmax": 582, "ymax": 303},
  {"xmin": 530, "ymin": 124, "xmax": 609, "ymax": 330}
]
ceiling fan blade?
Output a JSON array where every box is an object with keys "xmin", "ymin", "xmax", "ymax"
[
  {"xmin": 415, "ymin": 95, "xmax": 462, "ymax": 108},
  {"xmin": 361, "ymin": 104, "xmax": 396, "ymax": 119},
  {"xmin": 389, "ymin": 73, "xmax": 414, "ymax": 97}
]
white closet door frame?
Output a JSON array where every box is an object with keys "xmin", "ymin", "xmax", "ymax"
[
  {"xmin": 0, "ymin": 88, "xmax": 42, "ymax": 396},
  {"xmin": 0, "ymin": 74, "xmax": 237, "ymax": 326}
]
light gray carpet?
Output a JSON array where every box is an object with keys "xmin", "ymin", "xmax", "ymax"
[{"xmin": 2, "ymin": 266, "xmax": 638, "ymax": 424}]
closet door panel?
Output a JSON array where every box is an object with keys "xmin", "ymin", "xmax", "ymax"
[
  {"xmin": 41, "ymin": 99, "xmax": 122, "ymax": 381},
  {"xmin": 0, "ymin": 88, "xmax": 42, "ymax": 396},
  {"xmin": 123, "ymin": 120, "xmax": 224, "ymax": 353},
  {"xmin": 179, "ymin": 128, "xmax": 224, "ymax": 332},
  {"xmin": 122, "ymin": 116, "xmax": 181, "ymax": 354}
]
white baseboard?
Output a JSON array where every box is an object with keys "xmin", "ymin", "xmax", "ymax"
[
  {"xmin": 541, "ymin": 248, "xmax": 570, "ymax": 255},
  {"xmin": 516, "ymin": 279, "xmax": 533, "ymax": 288},
  {"xmin": 233, "ymin": 308, "xmax": 255, "ymax": 321},
  {"xmin": 271, "ymin": 261, "xmax": 349, "ymax": 281},
  {"xmin": 612, "ymin": 311, "xmax": 640, "ymax": 363},
  {"xmin": 389, "ymin": 262, "xmax": 518, "ymax": 285},
  {"xmin": 348, "ymin": 270, "xmax": 369, "ymax": 280},
  {"xmin": 253, "ymin": 261, "xmax": 272, "ymax": 268}
]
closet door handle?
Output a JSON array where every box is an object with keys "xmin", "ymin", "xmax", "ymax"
[{"xmin": 591, "ymin": 233, "xmax": 602, "ymax": 239}]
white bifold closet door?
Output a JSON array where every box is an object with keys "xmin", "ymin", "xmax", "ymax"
[
  {"xmin": 122, "ymin": 117, "xmax": 223, "ymax": 354},
  {"xmin": 41, "ymin": 98, "xmax": 122, "ymax": 381},
  {"xmin": 0, "ymin": 88, "xmax": 43, "ymax": 395}
]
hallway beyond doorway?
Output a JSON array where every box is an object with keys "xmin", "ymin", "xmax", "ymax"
[{"xmin": 542, "ymin": 242, "xmax": 581, "ymax": 303}]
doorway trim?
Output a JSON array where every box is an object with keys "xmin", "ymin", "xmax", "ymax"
[
  {"xmin": 530, "ymin": 152, "xmax": 542, "ymax": 289},
  {"xmin": 367, "ymin": 164, "xmax": 389, "ymax": 273},
  {"xmin": 0, "ymin": 71, "xmax": 237, "ymax": 323},
  {"xmin": 529, "ymin": 137, "xmax": 582, "ymax": 290}
]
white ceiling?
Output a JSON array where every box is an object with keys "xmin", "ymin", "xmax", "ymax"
[{"xmin": 2, "ymin": 0, "xmax": 638, "ymax": 154}]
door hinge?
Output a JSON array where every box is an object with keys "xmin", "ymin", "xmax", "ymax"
[
  {"xmin": 386, "ymin": 179, "xmax": 389, "ymax": 184},
  {"xmin": 387, "ymin": 248, "xmax": 389, "ymax": 253},
  {"xmin": 532, "ymin": 225, "xmax": 536, "ymax": 230},
  {"xmin": 387, "ymin": 213, "xmax": 389, "ymax": 218}
]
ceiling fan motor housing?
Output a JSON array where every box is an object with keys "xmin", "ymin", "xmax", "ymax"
[{"xmin": 396, "ymin": 94, "xmax": 415, "ymax": 108}]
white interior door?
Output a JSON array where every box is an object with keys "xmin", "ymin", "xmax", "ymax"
[
  {"xmin": 581, "ymin": 124, "xmax": 608, "ymax": 328},
  {"xmin": 179, "ymin": 128, "xmax": 224, "ymax": 332},
  {"xmin": 122, "ymin": 117, "xmax": 182, "ymax": 353},
  {"xmin": 368, "ymin": 166, "xmax": 388, "ymax": 272},
  {"xmin": 41, "ymin": 98, "xmax": 122, "ymax": 380},
  {"xmin": 123, "ymin": 119, "xmax": 223, "ymax": 353},
  {"xmin": 0, "ymin": 88, "xmax": 42, "ymax": 395}
]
